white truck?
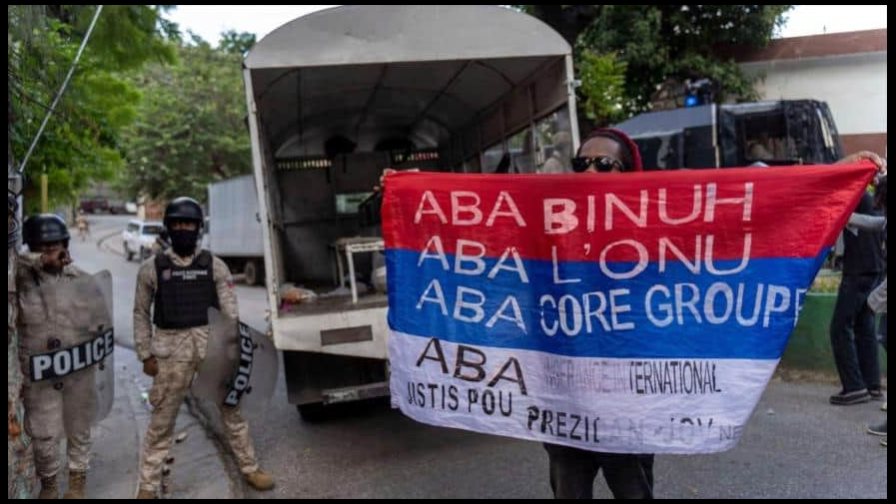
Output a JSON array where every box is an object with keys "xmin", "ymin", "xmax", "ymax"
[
  {"xmin": 122, "ymin": 219, "xmax": 164, "ymax": 262},
  {"xmin": 243, "ymin": 5, "xmax": 581, "ymax": 419},
  {"xmin": 207, "ymin": 175, "xmax": 265, "ymax": 286}
]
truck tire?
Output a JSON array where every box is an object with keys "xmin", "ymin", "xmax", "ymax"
[
  {"xmin": 244, "ymin": 259, "xmax": 261, "ymax": 286},
  {"xmin": 296, "ymin": 403, "xmax": 327, "ymax": 423},
  {"xmin": 124, "ymin": 244, "xmax": 134, "ymax": 262}
]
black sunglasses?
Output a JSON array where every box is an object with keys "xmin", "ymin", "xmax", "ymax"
[{"xmin": 571, "ymin": 156, "xmax": 626, "ymax": 173}]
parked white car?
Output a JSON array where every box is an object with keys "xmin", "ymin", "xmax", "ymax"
[{"xmin": 122, "ymin": 220, "xmax": 164, "ymax": 262}]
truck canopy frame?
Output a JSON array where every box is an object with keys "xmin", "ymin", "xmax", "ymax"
[
  {"xmin": 243, "ymin": 5, "xmax": 580, "ymax": 362},
  {"xmin": 244, "ymin": 5, "xmax": 577, "ymax": 162}
]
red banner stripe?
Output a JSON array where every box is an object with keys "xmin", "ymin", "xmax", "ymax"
[{"xmin": 383, "ymin": 164, "xmax": 874, "ymax": 263}]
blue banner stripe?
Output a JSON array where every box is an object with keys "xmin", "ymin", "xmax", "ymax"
[{"xmin": 386, "ymin": 248, "xmax": 828, "ymax": 359}]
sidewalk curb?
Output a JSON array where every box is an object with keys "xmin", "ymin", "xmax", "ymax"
[{"xmin": 96, "ymin": 229, "xmax": 124, "ymax": 257}]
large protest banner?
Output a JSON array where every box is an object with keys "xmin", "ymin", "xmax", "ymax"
[{"xmin": 383, "ymin": 164, "xmax": 874, "ymax": 454}]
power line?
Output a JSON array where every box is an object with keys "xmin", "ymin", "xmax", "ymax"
[{"xmin": 18, "ymin": 5, "xmax": 104, "ymax": 174}]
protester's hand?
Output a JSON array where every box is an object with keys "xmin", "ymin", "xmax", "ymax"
[
  {"xmin": 374, "ymin": 168, "xmax": 419, "ymax": 192},
  {"xmin": 836, "ymin": 150, "xmax": 887, "ymax": 175},
  {"xmin": 142, "ymin": 356, "xmax": 159, "ymax": 377}
]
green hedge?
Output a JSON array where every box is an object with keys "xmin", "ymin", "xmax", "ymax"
[{"xmin": 782, "ymin": 293, "xmax": 887, "ymax": 374}]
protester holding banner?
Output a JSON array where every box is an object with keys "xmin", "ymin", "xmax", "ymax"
[
  {"xmin": 541, "ymin": 128, "xmax": 656, "ymax": 499},
  {"xmin": 829, "ymin": 154, "xmax": 886, "ymax": 405},
  {"xmin": 843, "ymin": 175, "xmax": 887, "ymax": 443},
  {"xmin": 133, "ymin": 197, "xmax": 273, "ymax": 498},
  {"xmin": 16, "ymin": 215, "xmax": 97, "ymax": 498},
  {"xmin": 382, "ymin": 127, "xmax": 878, "ymax": 500}
]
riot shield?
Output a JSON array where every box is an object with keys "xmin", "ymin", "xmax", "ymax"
[
  {"xmin": 91, "ymin": 270, "xmax": 115, "ymax": 422},
  {"xmin": 23, "ymin": 270, "xmax": 115, "ymax": 432},
  {"xmin": 192, "ymin": 308, "xmax": 278, "ymax": 409}
]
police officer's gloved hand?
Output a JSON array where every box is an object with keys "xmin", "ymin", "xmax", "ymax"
[{"xmin": 143, "ymin": 356, "xmax": 159, "ymax": 377}]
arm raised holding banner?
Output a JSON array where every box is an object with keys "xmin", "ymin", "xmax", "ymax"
[
  {"xmin": 828, "ymin": 151, "xmax": 886, "ymax": 405},
  {"xmin": 835, "ymin": 150, "xmax": 886, "ymax": 175}
]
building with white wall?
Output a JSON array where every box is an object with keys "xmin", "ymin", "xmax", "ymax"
[{"xmin": 736, "ymin": 29, "xmax": 887, "ymax": 156}]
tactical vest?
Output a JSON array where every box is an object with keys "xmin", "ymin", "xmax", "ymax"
[{"xmin": 153, "ymin": 251, "xmax": 219, "ymax": 329}]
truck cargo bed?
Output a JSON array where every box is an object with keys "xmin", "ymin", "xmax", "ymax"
[{"xmin": 279, "ymin": 291, "xmax": 388, "ymax": 317}]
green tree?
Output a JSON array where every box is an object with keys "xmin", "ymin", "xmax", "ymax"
[
  {"xmin": 517, "ymin": 5, "xmax": 601, "ymax": 46},
  {"xmin": 120, "ymin": 38, "xmax": 253, "ymax": 202},
  {"xmin": 518, "ymin": 5, "xmax": 792, "ymax": 125},
  {"xmin": 577, "ymin": 50, "xmax": 628, "ymax": 125},
  {"xmin": 8, "ymin": 5, "xmax": 176, "ymax": 212},
  {"xmin": 218, "ymin": 29, "xmax": 257, "ymax": 56}
]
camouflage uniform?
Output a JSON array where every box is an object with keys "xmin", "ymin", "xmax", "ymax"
[
  {"xmin": 134, "ymin": 248, "xmax": 259, "ymax": 493},
  {"xmin": 15, "ymin": 253, "xmax": 97, "ymax": 481}
]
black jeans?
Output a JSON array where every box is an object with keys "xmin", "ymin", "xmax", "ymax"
[
  {"xmin": 830, "ymin": 274, "xmax": 881, "ymax": 393},
  {"xmin": 544, "ymin": 443, "xmax": 654, "ymax": 499}
]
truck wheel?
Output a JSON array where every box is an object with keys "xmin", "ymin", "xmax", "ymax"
[
  {"xmin": 124, "ymin": 244, "xmax": 134, "ymax": 262},
  {"xmin": 244, "ymin": 259, "xmax": 260, "ymax": 286},
  {"xmin": 296, "ymin": 403, "xmax": 327, "ymax": 422}
]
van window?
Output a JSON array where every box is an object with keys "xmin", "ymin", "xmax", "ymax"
[
  {"xmin": 534, "ymin": 108, "xmax": 572, "ymax": 173},
  {"xmin": 481, "ymin": 142, "xmax": 508, "ymax": 174},
  {"xmin": 817, "ymin": 109, "xmax": 836, "ymax": 150},
  {"xmin": 142, "ymin": 225, "xmax": 163, "ymax": 235},
  {"xmin": 335, "ymin": 193, "xmax": 373, "ymax": 214},
  {"xmin": 508, "ymin": 128, "xmax": 535, "ymax": 173},
  {"xmin": 741, "ymin": 113, "xmax": 795, "ymax": 163}
]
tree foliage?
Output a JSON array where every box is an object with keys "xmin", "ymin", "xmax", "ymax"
[
  {"xmin": 8, "ymin": 5, "xmax": 175, "ymax": 212},
  {"xmin": 518, "ymin": 5, "xmax": 792, "ymax": 125},
  {"xmin": 218, "ymin": 30, "xmax": 257, "ymax": 56},
  {"xmin": 577, "ymin": 51, "xmax": 627, "ymax": 125},
  {"xmin": 119, "ymin": 37, "xmax": 253, "ymax": 202}
]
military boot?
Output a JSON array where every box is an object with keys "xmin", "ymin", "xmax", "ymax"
[
  {"xmin": 63, "ymin": 470, "xmax": 86, "ymax": 499},
  {"xmin": 39, "ymin": 476, "xmax": 59, "ymax": 499},
  {"xmin": 135, "ymin": 488, "xmax": 156, "ymax": 499},
  {"xmin": 244, "ymin": 469, "xmax": 274, "ymax": 491}
]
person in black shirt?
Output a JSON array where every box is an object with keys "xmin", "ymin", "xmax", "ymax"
[{"xmin": 829, "ymin": 152, "xmax": 887, "ymax": 405}]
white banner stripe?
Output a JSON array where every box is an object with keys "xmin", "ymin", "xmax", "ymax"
[{"xmin": 389, "ymin": 330, "xmax": 779, "ymax": 454}]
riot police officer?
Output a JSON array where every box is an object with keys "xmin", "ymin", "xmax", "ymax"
[
  {"xmin": 134, "ymin": 197, "xmax": 273, "ymax": 499},
  {"xmin": 17, "ymin": 214, "xmax": 101, "ymax": 499}
]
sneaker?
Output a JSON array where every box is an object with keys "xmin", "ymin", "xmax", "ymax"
[
  {"xmin": 882, "ymin": 437, "xmax": 887, "ymax": 447},
  {"xmin": 868, "ymin": 388, "xmax": 884, "ymax": 400},
  {"xmin": 829, "ymin": 389, "xmax": 871, "ymax": 405},
  {"xmin": 883, "ymin": 402, "xmax": 888, "ymax": 412},
  {"xmin": 866, "ymin": 421, "xmax": 887, "ymax": 436}
]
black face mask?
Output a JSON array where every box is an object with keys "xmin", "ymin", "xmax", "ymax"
[{"xmin": 169, "ymin": 229, "xmax": 199, "ymax": 257}]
